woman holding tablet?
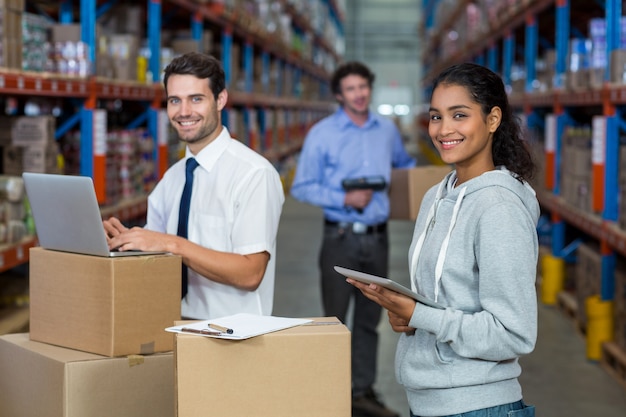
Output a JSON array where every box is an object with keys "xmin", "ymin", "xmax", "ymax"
[{"xmin": 347, "ymin": 63, "xmax": 539, "ymax": 417}]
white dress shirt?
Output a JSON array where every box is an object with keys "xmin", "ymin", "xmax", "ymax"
[{"xmin": 146, "ymin": 127, "xmax": 285, "ymax": 319}]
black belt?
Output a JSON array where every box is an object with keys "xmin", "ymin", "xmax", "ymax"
[{"xmin": 324, "ymin": 219, "xmax": 387, "ymax": 235}]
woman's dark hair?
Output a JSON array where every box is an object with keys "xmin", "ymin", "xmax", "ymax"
[
  {"xmin": 330, "ymin": 61, "xmax": 375, "ymax": 95},
  {"xmin": 431, "ymin": 63, "xmax": 535, "ymax": 182},
  {"xmin": 163, "ymin": 52, "xmax": 225, "ymax": 100}
]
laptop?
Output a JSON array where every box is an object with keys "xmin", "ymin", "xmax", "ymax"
[{"xmin": 23, "ymin": 172, "xmax": 165, "ymax": 257}]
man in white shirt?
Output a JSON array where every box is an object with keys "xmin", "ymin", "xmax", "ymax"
[{"xmin": 103, "ymin": 52, "xmax": 284, "ymax": 319}]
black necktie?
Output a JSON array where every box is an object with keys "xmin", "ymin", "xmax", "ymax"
[{"xmin": 178, "ymin": 157, "xmax": 199, "ymax": 298}]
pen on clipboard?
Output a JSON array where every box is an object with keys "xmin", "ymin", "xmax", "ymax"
[
  {"xmin": 181, "ymin": 327, "xmax": 221, "ymax": 336},
  {"xmin": 208, "ymin": 323, "xmax": 234, "ymax": 334}
]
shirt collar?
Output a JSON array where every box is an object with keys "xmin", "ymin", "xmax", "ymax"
[
  {"xmin": 336, "ymin": 107, "xmax": 379, "ymax": 130},
  {"xmin": 183, "ymin": 126, "xmax": 231, "ymax": 171}
]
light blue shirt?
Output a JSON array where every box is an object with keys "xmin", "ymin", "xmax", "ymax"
[{"xmin": 290, "ymin": 107, "xmax": 415, "ymax": 224}]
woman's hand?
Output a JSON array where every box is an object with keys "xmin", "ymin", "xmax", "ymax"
[
  {"xmin": 388, "ymin": 311, "xmax": 416, "ymax": 335},
  {"xmin": 346, "ymin": 278, "xmax": 417, "ymax": 334}
]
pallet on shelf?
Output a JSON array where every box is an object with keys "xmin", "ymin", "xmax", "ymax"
[
  {"xmin": 601, "ymin": 342, "xmax": 626, "ymax": 389},
  {"xmin": 557, "ymin": 291, "xmax": 578, "ymax": 322},
  {"xmin": 556, "ymin": 290, "xmax": 587, "ymax": 337}
]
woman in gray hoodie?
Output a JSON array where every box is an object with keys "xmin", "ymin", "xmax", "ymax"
[{"xmin": 348, "ymin": 63, "xmax": 539, "ymax": 417}]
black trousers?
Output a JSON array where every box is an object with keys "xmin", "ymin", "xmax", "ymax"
[{"xmin": 319, "ymin": 222, "xmax": 389, "ymax": 396}]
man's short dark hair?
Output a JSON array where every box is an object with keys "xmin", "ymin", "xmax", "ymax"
[
  {"xmin": 330, "ymin": 61, "xmax": 375, "ymax": 95},
  {"xmin": 163, "ymin": 52, "xmax": 226, "ymax": 100}
]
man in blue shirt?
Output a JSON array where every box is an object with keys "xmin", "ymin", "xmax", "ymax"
[{"xmin": 290, "ymin": 61, "xmax": 415, "ymax": 417}]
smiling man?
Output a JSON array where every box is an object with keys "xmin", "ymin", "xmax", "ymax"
[
  {"xmin": 290, "ymin": 61, "xmax": 415, "ymax": 417},
  {"xmin": 103, "ymin": 52, "xmax": 284, "ymax": 320}
]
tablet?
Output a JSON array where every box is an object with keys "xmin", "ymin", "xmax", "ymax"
[{"xmin": 334, "ymin": 266, "xmax": 444, "ymax": 309}]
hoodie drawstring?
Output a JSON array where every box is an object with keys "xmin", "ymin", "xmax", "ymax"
[
  {"xmin": 410, "ymin": 181, "xmax": 467, "ymax": 303},
  {"xmin": 433, "ymin": 186, "xmax": 466, "ymax": 301},
  {"xmin": 409, "ymin": 180, "xmax": 445, "ymax": 292}
]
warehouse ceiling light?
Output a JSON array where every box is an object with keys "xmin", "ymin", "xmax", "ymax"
[
  {"xmin": 394, "ymin": 104, "xmax": 410, "ymax": 115},
  {"xmin": 377, "ymin": 104, "xmax": 411, "ymax": 116},
  {"xmin": 377, "ymin": 104, "xmax": 394, "ymax": 115}
]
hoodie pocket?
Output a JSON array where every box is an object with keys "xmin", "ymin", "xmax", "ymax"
[
  {"xmin": 434, "ymin": 339, "xmax": 456, "ymax": 364},
  {"xmin": 396, "ymin": 330, "xmax": 455, "ymax": 389}
]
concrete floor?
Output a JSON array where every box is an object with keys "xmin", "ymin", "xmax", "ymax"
[{"xmin": 274, "ymin": 196, "xmax": 626, "ymax": 417}]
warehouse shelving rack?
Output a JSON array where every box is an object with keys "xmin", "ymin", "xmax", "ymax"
[
  {"xmin": 422, "ymin": 0, "xmax": 625, "ymax": 300},
  {"xmin": 0, "ymin": 0, "xmax": 343, "ymax": 274}
]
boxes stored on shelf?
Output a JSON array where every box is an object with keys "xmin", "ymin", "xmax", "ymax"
[
  {"xmin": 389, "ymin": 165, "xmax": 452, "ymax": 221},
  {"xmin": 1, "ymin": 142, "xmax": 59, "ymax": 175},
  {"xmin": 0, "ymin": 333, "xmax": 174, "ymax": 417},
  {"xmin": 0, "ymin": 175, "xmax": 24, "ymax": 202},
  {"xmin": 575, "ymin": 242, "xmax": 602, "ymax": 329},
  {"xmin": 614, "ymin": 265, "xmax": 626, "ymax": 350},
  {"xmin": 11, "ymin": 115, "xmax": 55, "ymax": 147},
  {"xmin": 29, "ymin": 247, "xmax": 181, "ymax": 357},
  {"xmin": 21, "ymin": 140, "xmax": 61, "ymax": 173},
  {"xmin": 0, "ymin": 0, "xmax": 23, "ymax": 70},
  {"xmin": 101, "ymin": 4, "xmax": 143, "ymax": 38},
  {"xmin": 0, "ymin": 116, "xmax": 60, "ymax": 174},
  {"xmin": 1, "ymin": 144, "xmax": 22, "ymax": 176},
  {"xmin": 561, "ymin": 175, "xmax": 591, "ymax": 213},
  {"xmin": 610, "ymin": 49, "xmax": 626, "ymax": 83},
  {"xmin": 108, "ymin": 34, "xmax": 140, "ymax": 81},
  {"xmin": 566, "ymin": 69, "xmax": 589, "ymax": 91},
  {"xmin": 51, "ymin": 23, "xmax": 81, "ymax": 42},
  {"xmin": 171, "ymin": 38, "xmax": 200, "ymax": 55},
  {"xmin": 175, "ymin": 317, "xmax": 351, "ymax": 417},
  {"xmin": 561, "ymin": 127, "xmax": 592, "ymax": 212}
]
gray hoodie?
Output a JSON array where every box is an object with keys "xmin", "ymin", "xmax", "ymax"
[{"xmin": 397, "ymin": 167, "xmax": 540, "ymax": 416}]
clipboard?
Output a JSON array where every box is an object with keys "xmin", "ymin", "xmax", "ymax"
[
  {"xmin": 334, "ymin": 266, "xmax": 444, "ymax": 309},
  {"xmin": 165, "ymin": 313, "xmax": 313, "ymax": 340}
]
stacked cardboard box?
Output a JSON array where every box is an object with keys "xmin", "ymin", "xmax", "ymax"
[
  {"xmin": 0, "ymin": 334, "xmax": 175, "ymax": 417},
  {"xmin": 175, "ymin": 317, "xmax": 351, "ymax": 417},
  {"xmin": 108, "ymin": 34, "xmax": 140, "ymax": 81},
  {"xmin": 4, "ymin": 246, "xmax": 352, "ymax": 416},
  {"xmin": 28, "ymin": 247, "xmax": 181, "ymax": 356},
  {"xmin": 560, "ymin": 126, "xmax": 592, "ymax": 213},
  {"xmin": 21, "ymin": 12, "xmax": 51, "ymax": 73},
  {"xmin": 536, "ymin": 49, "xmax": 556, "ymax": 92},
  {"xmin": 0, "ymin": 247, "xmax": 182, "ymax": 417},
  {"xmin": 575, "ymin": 242, "xmax": 602, "ymax": 331},
  {"xmin": 610, "ymin": 49, "xmax": 626, "ymax": 84},
  {"xmin": 0, "ymin": 175, "xmax": 28, "ymax": 244},
  {"xmin": 0, "ymin": 0, "xmax": 24, "ymax": 69},
  {"xmin": 618, "ymin": 145, "xmax": 626, "ymax": 230},
  {"xmin": 528, "ymin": 135, "xmax": 547, "ymax": 196},
  {"xmin": 49, "ymin": 23, "xmax": 92, "ymax": 77},
  {"xmin": 0, "ymin": 116, "xmax": 60, "ymax": 176},
  {"xmin": 614, "ymin": 264, "xmax": 626, "ymax": 350}
]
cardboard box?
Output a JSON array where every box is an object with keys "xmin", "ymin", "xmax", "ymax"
[
  {"xmin": 0, "ymin": 333, "xmax": 175, "ymax": 417},
  {"xmin": 11, "ymin": 115, "xmax": 55, "ymax": 147},
  {"xmin": 171, "ymin": 38, "xmax": 200, "ymax": 55},
  {"xmin": 21, "ymin": 140, "xmax": 61, "ymax": 173},
  {"xmin": 175, "ymin": 317, "xmax": 351, "ymax": 417},
  {"xmin": 50, "ymin": 23, "xmax": 81, "ymax": 43},
  {"xmin": 1, "ymin": 144, "xmax": 23, "ymax": 176},
  {"xmin": 108, "ymin": 34, "xmax": 140, "ymax": 81},
  {"xmin": 389, "ymin": 165, "xmax": 452, "ymax": 221},
  {"xmin": 29, "ymin": 247, "xmax": 182, "ymax": 357},
  {"xmin": 610, "ymin": 49, "xmax": 626, "ymax": 83}
]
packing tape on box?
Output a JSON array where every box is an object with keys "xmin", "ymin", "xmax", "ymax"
[{"xmin": 127, "ymin": 354, "xmax": 145, "ymax": 367}]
